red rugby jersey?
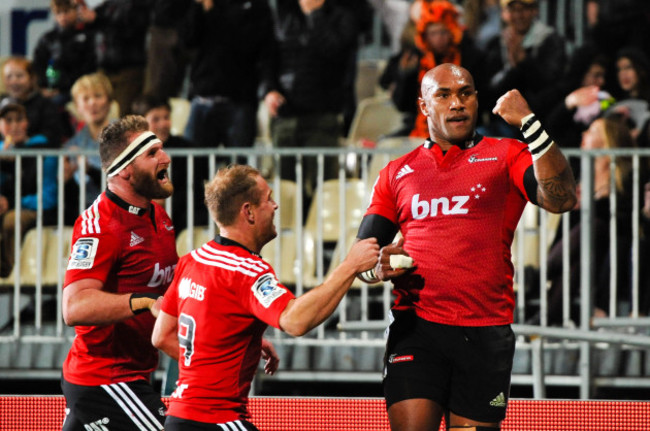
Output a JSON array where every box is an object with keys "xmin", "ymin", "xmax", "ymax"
[
  {"xmin": 366, "ymin": 137, "xmax": 533, "ymax": 326},
  {"xmin": 161, "ymin": 236, "xmax": 295, "ymax": 424},
  {"xmin": 63, "ymin": 190, "xmax": 178, "ymax": 385}
]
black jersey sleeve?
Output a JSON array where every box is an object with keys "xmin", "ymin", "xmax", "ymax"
[
  {"xmin": 524, "ymin": 164, "xmax": 539, "ymax": 206},
  {"xmin": 357, "ymin": 214, "xmax": 399, "ymax": 247}
]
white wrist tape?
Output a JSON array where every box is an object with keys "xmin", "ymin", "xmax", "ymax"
[
  {"xmin": 390, "ymin": 254, "xmax": 414, "ymax": 269},
  {"xmin": 358, "ymin": 268, "xmax": 380, "ymax": 284},
  {"xmin": 520, "ymin": 113, "xmax": 554, "ymax": 161}
]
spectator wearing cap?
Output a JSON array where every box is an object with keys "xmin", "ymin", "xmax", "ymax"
[
  {"xmin": 0, "ymin": 102, "xmax": 58, "ymax": 277},
  {"xmin": 483, "ymin": 0, "xmax": 567, "ymax": 137}
]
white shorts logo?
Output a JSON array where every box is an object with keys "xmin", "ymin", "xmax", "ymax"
[
  {"xmin": 252, "ymin": 273, "xmax": 285, "ymax": 308},
  {"xmin": 67, "ymin": 237, "xmax": 99, "ymax": 269},
  {"xmin": 83, "ymin": 417, "xmax": 109, "ymax": 431}
]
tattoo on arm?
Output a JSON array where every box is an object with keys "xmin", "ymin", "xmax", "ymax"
[{"xmin": 536, "ymin": 167, "xmax": 573, "ymax": 210}]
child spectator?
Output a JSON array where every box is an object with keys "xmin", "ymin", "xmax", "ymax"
[
  {"xmin": 64, "ymin": 73, "xmax": 114, "ymax": 213},
  {"xmin": 32, "ymin": 0, "xmax": 96, "ymax": 108},
  {"xmin": 1, "ymin": 56, "xmax": 69, "ymax": 147},
  {"xmin": 0, "ymin": 102, "xmax": 58, "ymax": 277}
]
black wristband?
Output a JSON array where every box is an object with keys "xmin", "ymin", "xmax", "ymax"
[{"xmin": 129, "ymin": 293, "xmax": 160, "ymax": 315}]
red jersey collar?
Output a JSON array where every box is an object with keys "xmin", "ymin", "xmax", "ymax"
[
  {"xmin": 423, "ymin": 133, "xmax": 483, "ymax": 151},
  {"xmin": 214, "ymin": 234, "xmax": 261, "ymax": 258},
  {"xmin": 105, "ymin": 189, "xmax": 152, "ymax": 217}
]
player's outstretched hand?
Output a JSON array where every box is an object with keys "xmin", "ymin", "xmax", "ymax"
[
  {"xmin": 492, "ymin": 89, "xmax": 533, "ymax": 127},
  {"xmin": 346, "ymin": 238, "xmax": 380, "ymax": 274},
  {"xmin": 261, "ymin": 338, "xmax": 280, "ymax": 375},
  {"xmin": 376, "ymin": 237, "xmax": 414, "ymax": 281}
]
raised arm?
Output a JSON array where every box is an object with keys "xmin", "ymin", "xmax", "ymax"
[{"xmin": 493, "ymin": 89, "xmax": 577, "ymax": 213}]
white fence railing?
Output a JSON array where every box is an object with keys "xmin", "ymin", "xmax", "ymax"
[{"xmin": 2, "ymin": 143, "xmax": 650, "ymax": 399}]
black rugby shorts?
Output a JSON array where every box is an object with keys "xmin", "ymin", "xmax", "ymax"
[
  {"xmin": 383, "ymin": 311, "xmax": 515, "ymax": 423},
  {"xmin": 61, "ymin": 377, "xmax": 165, "ymax": 431}
]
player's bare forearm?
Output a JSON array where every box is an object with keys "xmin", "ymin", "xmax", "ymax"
[
  {"xmin": 533, "ymin": 144, "xmax": 577, "ymax": 213},
  {"xmin": 63, "ymin": 280, "xmax": 134, "ymax": 326},
  {"xmin": 279, "ymin": 238, "xmax": 379, "ymax": 336},
  {"xmin": 152, "ymin": 311, "xmax": 180, "ymax": 361},
  {"xmin": 280, "ymin": 262, "xmax": 357, "ymax": 336},
  {"xmin": 492, "ymin": 89, "xmax": 577, "ymax": 213}
]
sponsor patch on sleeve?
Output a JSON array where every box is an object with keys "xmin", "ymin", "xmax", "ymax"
[
  {"xmin": 251, "ymin": 273, "xmax": 286, "ymax": 308},
  {"xmin": 67, "ymin": 237, "xmax": 99, "ymax": 270}
]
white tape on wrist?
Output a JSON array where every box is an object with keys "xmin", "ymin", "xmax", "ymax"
[
  {"xmin": 520, "ymin": 113, "xmax": 554, "ymax": 161},
  {"xmin": 390, "ymin": 254, "xmax": 414, "ymax": 269},
  {"xmin": 358, "ymin": 268, "xmax": 380, "ymax": 284}
]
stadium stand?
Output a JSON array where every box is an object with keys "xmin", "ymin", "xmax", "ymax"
[
  {"xmin": 169, "ymin": 97, "xmax": 191, "ymax": 137},
  {"xmin": 346, "ymin": 95, "xmax": 404, "ymax": 148}
]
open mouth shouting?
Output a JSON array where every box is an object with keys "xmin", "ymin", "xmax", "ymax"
[{"xmin": 157, "ymin": 168, "xmax": 169, "ymax": 184}]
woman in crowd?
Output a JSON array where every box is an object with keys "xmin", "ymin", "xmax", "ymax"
[{"xmin": 539, "ymin": 116, "xmax": 635, "ymax": 325}]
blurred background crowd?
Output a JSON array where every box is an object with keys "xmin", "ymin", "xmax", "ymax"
[{"xmin": 3, "ymin": 0, "xmax": 650, "ymax": 324}]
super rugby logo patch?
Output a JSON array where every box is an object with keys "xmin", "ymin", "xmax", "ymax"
[
  {"xmin": 67, "ymin": 237, "xmax": 99, "ymax": 269},
  {"xmin": 252, "ymin": 273, "xmax": 285, "ymax": 308}
]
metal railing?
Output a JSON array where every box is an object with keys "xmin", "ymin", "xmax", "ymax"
[{"xmin": 2, "ymin": 143, "xmax": 650, "ymax": 399}]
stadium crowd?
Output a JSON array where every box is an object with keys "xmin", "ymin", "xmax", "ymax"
[
  {"xmin": 4, "ymin": 0, "xmax": 650, "ymax": 428},
  {"xmin": 2, "ymin": 0, "xmax": 650, "ymax": 341}
]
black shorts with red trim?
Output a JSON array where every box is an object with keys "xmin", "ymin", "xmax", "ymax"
[
  {"xmin": 61, "ymin": 377, "xmax": 165, "ymax": 431},
  {"xmin": 382, "ymin": 311, "xmax": 515, "ymax": 423}
]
